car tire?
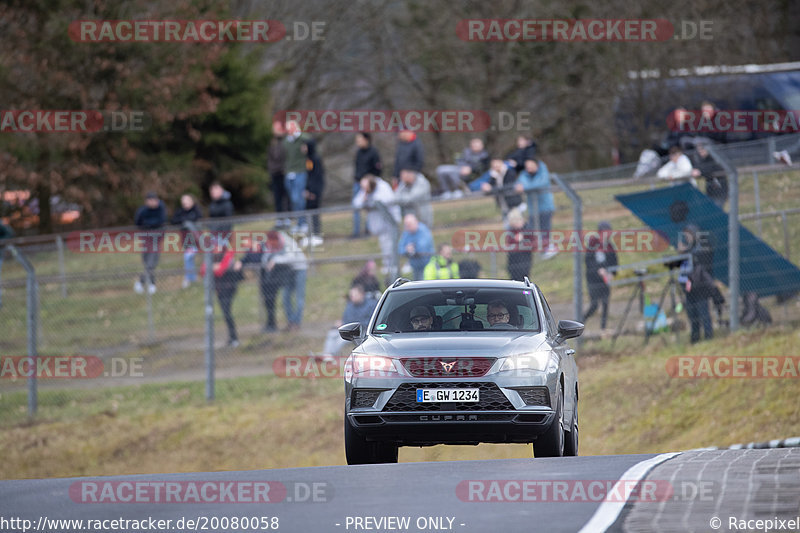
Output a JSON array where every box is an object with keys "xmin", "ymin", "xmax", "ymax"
[
  {"xmin": 345, "ymin": 415, "xmax": 398, "ymax": 465},
  {"xmin": 533, "ymin": 385, "xmax": 564, "ymax": 458},
  {"xmin": 564, "ymin": 394, "xmax": 578, "ymax": 457}
]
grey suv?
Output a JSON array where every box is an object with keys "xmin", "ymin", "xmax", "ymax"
[{"xmin": 339, "ymin": 278, "xmax": 583, "ymax": 464}]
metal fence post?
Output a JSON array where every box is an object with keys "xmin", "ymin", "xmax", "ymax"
[
  {"xmin": 184, "ymin": 220, "xmax": 215, "ymax": 401},
  {"xmin": 9, "ymin": 245, "xmax": 38, "ymax": 417},
  {"xmin": 204, "ymin": 248, "xmax": 215, "ymax": 401},
  {"xmin": 550, "ymin": 174, "xmax": 583, "ymax": 324},
  {"xmin": 707, "ymin": 145, "xmax": 739, "ymax": 332},
  {"xmin": 56, "ymin": 235, "xmax": 67, "ymax": 297},
  {"xmin": 753, "ymin": 171, "xmax": 762, "ymax": 238},
  {"xmin": 145, "ymin": 279, "xmax": 155, "ymax": 344}
]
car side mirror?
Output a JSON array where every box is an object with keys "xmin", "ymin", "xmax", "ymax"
[
  {"xmin": 556, "ymin": 320, "xmax": 584, "ymax": 342},
  {"xmin": 339, "ymin": 322, "xmax": 362, "ymax": 342}
]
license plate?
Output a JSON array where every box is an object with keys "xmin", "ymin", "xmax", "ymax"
[{"xmin": 416, "ymin": 388, "xmax": 480, "ymax": 403}]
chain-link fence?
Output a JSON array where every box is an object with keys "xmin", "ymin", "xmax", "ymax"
[{"xmin": 2, "ymin": 133, "xmax": 799, "ymax": 425}]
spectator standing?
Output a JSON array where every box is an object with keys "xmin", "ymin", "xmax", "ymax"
[
  {"xmin": 208, "ymin": 181, "xmax": 234, "ymax": 233},
  {"xmin": 0, "ymin": 220, "xmax": 14, "ymax": 308},
  {"xmin": 353, "ymin": 175, "xmax": 401, "ymax": 276},
  {"xmin": 353, "ymin": 132, "xmax": 382, "ymax": 238},
  {"xmin": 505, "ymin": 208, "xmax": 532, "ymax": 281},
  {"xmin": 283, "ymin": 120, "xmax": 310, "ymax": 232},
  {"xmin": 134, "ymin": 191, "xmax": 166, "ymax": 294},
  {"xmin": 678, "ymin": 224, "xmax": 714, "ymax": 343},
  {"xmin": 691, "ymin": 141, "xmax": 727, "ymax": 208},
  {"xmin": 583, "ymin": 221, "xmax": 618, "ymax": 331},
  {"xmin": 303, "ymin": 138, "xmax": 325, "ymax": 243},
  {"xmin": 270, "ymin": 230, "xmax": 308, "ymax": 331},
  {"xmin": 395, "ymin": 168, "xmax": 433, "ymax": 229},
  {"xmin": 241, "ymin": 232, "xmax": 293, "ymax": 333},
  {"xmin": 481, "ymin": 158, "xmax": 522, "ymax": 218},
  {"xmin": 515, "ymin": 158, "xmax": 557, "ymax": 260},
  {"xmin": 423, "ymin": 244, "xmax": 459, "ymax": 280},
  {"xmin": 392, "ymin": 129, "xmax": 424, "ymax": 182},
  {"xmin": 322, "ymin": 284, "xmax": 378, "ymax": 359},
  {"xmin": 268, "ymin": 120, "xmax": 289, "ymax": 229},
  {"xmin": 171, "ymin": 194, "xmax": 203, "ymax": 288},
  {"xmin": 202, "ymin": 247, "xmax": 244, "ymax": 347},
  {"xmin": 397, "ymin": 213, "xmax": 434, "ymax": 281}
]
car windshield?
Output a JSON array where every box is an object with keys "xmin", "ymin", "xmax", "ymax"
[{"xmin": 371, "ymin": 287, "xmax": 540, "ymax": 333}]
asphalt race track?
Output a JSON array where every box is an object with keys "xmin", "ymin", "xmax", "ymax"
[{"xmin": 1, "ymin": 449, "xmax": 798, "ymax": 533}]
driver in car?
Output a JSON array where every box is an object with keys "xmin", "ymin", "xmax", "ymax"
[
  {"xmin": 486, "ymin": 300, "xmax": 512, "ymax": 327},
  {"xmin": 409, "ymin": 306, "xmax": 433, "ymax": 331}
]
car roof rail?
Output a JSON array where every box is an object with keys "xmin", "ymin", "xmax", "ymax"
[
  {"xmin": 523, "ymin": 276, "xmax": 532, "ymax": 287},
  {"xmin": 391, "ymin": 277, "xmax": 412, "ymax": 288}
]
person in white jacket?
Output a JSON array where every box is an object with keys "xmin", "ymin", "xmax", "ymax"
[
  {"xmin": 657, "ymin": 146, "xmax": 696, "ymax": 185},
  {"xmin": 353, "ymin": 175, "xmax": 401, "ymax": 276}
]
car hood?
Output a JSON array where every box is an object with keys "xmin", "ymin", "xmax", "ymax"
[{"xmin": 356, "ymin": 332, "xmax": 548, "ymax": 359}]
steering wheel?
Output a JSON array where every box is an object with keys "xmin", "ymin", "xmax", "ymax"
[{"xmin": 489, "ymin": 322, "xmax": 516, "ymax": 330}]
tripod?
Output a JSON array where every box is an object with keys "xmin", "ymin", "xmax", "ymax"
[
  {"xmin": 646, "ymin": 268, "xmax": 684, "ymax": 346},
  {"xmin": 611, "ymin": 269, "xmax": 685, "ymax": 346},
  {"xmin": 611, "ymin": 271, "xmax": 646, "ymax": 346}
]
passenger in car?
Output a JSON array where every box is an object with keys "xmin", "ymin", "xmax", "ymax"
[
  {"xmin": 486, "ymin": 300, "xmax": 512, "ymax": 327},
  {"xmin": 409, "ymin": 306, "xmax": 433, "ymax": 331}
]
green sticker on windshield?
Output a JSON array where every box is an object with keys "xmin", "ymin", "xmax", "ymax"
[{"xmin": 376, "ymin": 323, "xmax": 387, "ymax": 330}]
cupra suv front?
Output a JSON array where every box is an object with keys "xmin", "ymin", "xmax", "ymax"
[{"xmin": 339, "ymin": 278, "xmax": 583, "ymax": 464}]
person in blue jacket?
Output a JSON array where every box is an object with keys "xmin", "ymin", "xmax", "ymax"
[
  {"xmin": 397, "ymin": 213, "xmax": 434, "ymax": 281},
  {"xmin": 515, "ymin": 159, "xmax": 557, "ymax": 260}
]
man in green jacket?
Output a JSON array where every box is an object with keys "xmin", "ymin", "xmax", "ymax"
[
  {"xmin": 283, "ymin": 120, "xmax": 310, "ymax": 232},
  {"xmin": 423, "ymin": 244, "xmax": 459, "ymax": 280}
]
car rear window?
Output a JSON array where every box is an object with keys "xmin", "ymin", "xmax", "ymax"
[{"xmin": 371, "ymin": 287, "xmax": 541, "ymax": 333}]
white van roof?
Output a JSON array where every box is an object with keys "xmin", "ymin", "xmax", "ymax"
[{"xmin": 628, "ymin": 61, "xmax": 800, "ymax": 80}]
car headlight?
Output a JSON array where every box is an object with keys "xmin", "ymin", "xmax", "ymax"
[
  {"xmin": 499, "ymin": 352, "xmax": 551, "ymax": 373},
  {"xmin": 345, "ymin": 354, "xmax": 401, "ymax": 379}
]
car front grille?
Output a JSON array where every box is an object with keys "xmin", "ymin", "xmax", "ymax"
[
  {"xmin": 402, "ymin": 357, "xmax": 496, "ymax": 378},
  {"xmin": 510, "ymin": 386, "xmax": 551, "ymax": 406},
  {"xmin": 382, "ymin": 382, "xmax": 514, "ymax": 412}
]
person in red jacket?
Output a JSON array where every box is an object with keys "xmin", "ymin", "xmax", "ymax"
[{"xmin": 201, "ymin": 246, "xmax": 244, "ymax": 347}]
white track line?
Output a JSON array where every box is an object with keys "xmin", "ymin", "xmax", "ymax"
[{"xmin": 577, "ymin": 452, "xmax": 682, "ymax": 533}]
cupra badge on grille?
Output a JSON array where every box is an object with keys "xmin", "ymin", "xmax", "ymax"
[{"xmin": 440, "ymin": 360, "xmax": 456, "ymax": 372}]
